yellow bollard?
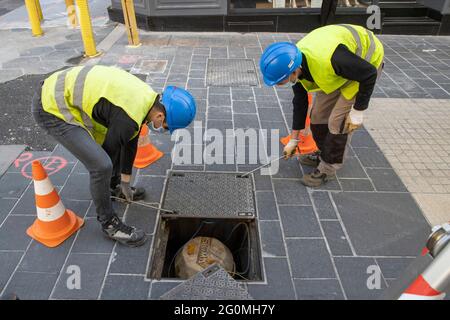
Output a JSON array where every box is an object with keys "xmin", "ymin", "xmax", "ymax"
[
  {"xmin": 24, "ymin": 0, "xmax": 43, "ymax": 37},
  {"xmin": 35, "ymin": 0, "xmax": 43, "ymax": 22},
  {"xmin": 65, "ymin": 0, "xmax": 78, "ymax": 28},
  {"xmin": 121, "ymin": 0, "xmax": 141, "ymax": 47},
  {"xmin": 75, "ymin": 0, "xmax": 101, "ymax": 58}
]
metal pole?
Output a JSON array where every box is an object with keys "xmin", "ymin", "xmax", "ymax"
[
  {"xmin": 24, "ymin": 0, "xmax": 43, "ymax": 37},
  {"xmin": 65, "ymin": 0, "xmax": 78, "ymax": 28},
  {"xmin": 121, "ymin": 0, "xmax": 141, "ymax": 47},
  {"xmin": 35, "ymin": 0, "xmax": 43, "ymax": 21},
  {"xmin": 75, "ymin": 0, "xmax": 101, "ymax": 58}
]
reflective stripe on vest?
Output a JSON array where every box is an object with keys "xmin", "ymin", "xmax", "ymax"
[
  {"xmin": 54, "ymin": 66, "xmax": 95, "ymax": 133},
  {"xmin": 338, "ymin": 24, "xmax": 376, "ymax": 88}
]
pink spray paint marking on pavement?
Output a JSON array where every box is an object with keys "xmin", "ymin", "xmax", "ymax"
[{"xmin": 14, "ymin": 152, "xmax": 68, "ymax": 179}]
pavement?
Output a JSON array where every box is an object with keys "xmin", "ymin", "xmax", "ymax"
[{"xmin": 0, "ymin": 2, "xmax": 450, "ymax": 300}]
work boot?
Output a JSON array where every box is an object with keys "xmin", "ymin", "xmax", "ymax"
[
  {"xmin": 300, "ymin": 169, "xmax": 336, "ymax": 187},
  {"xmin": 102, "ymin": 216, "xmax": 147, "ymax": 247},
  {"xmin": 299, "ymin": 151, "xmax": 321, "ymax": 167},
  {"xmin": 111, "ymin": 185, "xmax": 146, "ymax": 202}
]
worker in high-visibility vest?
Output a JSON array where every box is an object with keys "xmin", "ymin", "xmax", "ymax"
[
  {"xmin": 260, "ymin": 24, "xmax": 384, "ymax": 187},
  {"xmin": 32, "ymin": 65, "xmax": 196, "ymax": 247}
]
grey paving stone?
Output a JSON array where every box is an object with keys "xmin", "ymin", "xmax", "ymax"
[
  {"xmin": 52, "ymin": 253, "xmax": 110, "ymax": 300},
  {"xmin": 18, "ymin": 234, "xmax": 76, "ymax": 273},
  {"xmin": 294, "ymin": 279, "xmax": 344, "ymax": 300},
  {"xmin": 247, "ymin": 258, "xmax": 296, "ymax": 300},
  {"xmin": 86, "ymin": 199, "xmax": 126, "ymax": 219},
  {"xmin": 258, "ymin": 108, "xmax": 284, "ymax": 122},
  {"xmin": 232, "ymin": 100, "xmax": 257, "ymax": 114},
  {"xmin": 150, "ymin": 281, "xmax": 183, "ymax": 299},
  {"xmin": 208, "ymin": 107, "xmax": 233, "ymax": 120},
  {"xmin": 311, "ymin": 191, "xmax": 337, "ymax": 220},
  {"xmin": 189, "ymin": 70, "xmax": 206, "ymax": 79},
  {"xmin": 43, "ymin": 161, "xmax": 76, "ymax": 187},
  {"xmin": 332, "ymin": 192, "xmax": 430, "ymax": 256},
  {"xmin": 3, "ymin": 57, "xmax": 40, "ymax": 69},
  {"xmin": 365, "ymin": 168, "xmax": 407, "ymax": 192},
  {"xmin": 100, "ymin": 275, "xmax": 150, "ymax": 300},
  {"xmin": 322, "ymin": 221, "xmax": 353, "ymax": 256},
  {"xmin": 138, "ymin": 154, "xmax": 172, "ymax": 176},
  {"xmin": 125, "ymin": 204, "xmax": 158, "ymax": 235},
  {"xmin": 339, "ymin": 179, "xmax": 374, "ymax": 192},
  {"xmin": 0, "ymin": 68, "xmax": 23, "ymax": 83},
  {"xmin": 256, "ymin": 101, "xmax": 282, "ymax": 109},
  {"xmin": 337, "ymin": 157, "xmax": 367, "ymax": 179},
  {"xmin": 208, "ymin": 94, "xmax": 231, "ymax": 107},
  {"xmin": 426, "ymin": 88, "xmax": 450, "ymax": 98},
  {"xmin": 375, "ymin": 257, "xmax": 415, "ymax": 279},
  {"xmin": 256, "ymin": 191, "xmax": 278, "ymax": 220},
  {"xmin": 0, "ymin": 215, "xmax": 34, "ymax": 250},
  {"xmin": 108, "ymin": 236, "xmax": 152, "ymax": 275},
  {"xmin": 60, "ymin": 173, "xmax": 91, "ymax": 200},
  {"xmin": 260, "ymin": 120, "xmax": 288, "ymax": 137},
  {"xmin": 334, "ymin": 257, "xmax": 386, "ymax": 300},
  {"xmin": 350, "ymin": 130, "xmax": 378, "ymax": 148},
  {"xmin": 5, "ymin": 271, "xmax": 58, "ymax": 300},
  {"xmin": 209, "ymin": 87, "xmax": 230, "ymax": 95},
  {"xmin": 0, "ymin": 172, "xmax": 30, "ymax": 198},
  {"xmin": 286, "ymin": 239, "xmax": 335, "ymax": 279},
  {"xmin": 0, "ymin": 198, "xmax": 16, "ymax": 224},
  {"xmin": 271, "ymin": 158, "xmax": 302, "ymax": 179},
  {"xmin": 252, "ymin": 172, "xmax": 273, "ymax": 191},
  {"xmin": 51, "ymin": 144, "xmax": 78, "ymax": 162},
  {"xmin": 187, "ymin": 78, "xmax": 205, "ymax": 88},
  {"xmin": 0, "ymin": 251, "xmax": 23, "ymax": 292},
  {"xmin": 260, "ymin": 221, "xmax": 286, "ymax": 257},
  {"xmin": 43, "ymin": 49, "xmax": 79, "ymax": 60},
  {"xmin": 232, "ymin": 89, "xmax": 254, "ymax": 101},
  {"xmin": 71, "ymin": 218, "xmax": 115, "ymax": 254},
  {"xmin": 207, "ymin": 119, "xmax": 233, "ymax": 131},
  {"xmin": 167, "ymin": 73, "xmax": 188, "ymax": 83},
  {"xmin": 73, "ymin": 161, "xmax": 88, "ymax": 174},
  {"xmin": 253, "ymin": 87, "xmax": 275, "ymax": 96},
  {"xmin": 353, "ymin": 147, "xmax": 392, "ymax": 168},
  {"xmin": 273, "ymin": 179, "xmax": 311, "ymax": 206},
  {"xmin": 279, "ymin": 206, "xmax": 322, "ymax": 238},
  {"xmin": 234, "ymin": 114, "xmax": 259, "ymax": 129},
  {"xmin": 148, "ymin": 133, "xmax": 175, "ymax": 154},
  {"xmin": 133, "ymin": 175, "xmax": 165, "ymax": 204}
]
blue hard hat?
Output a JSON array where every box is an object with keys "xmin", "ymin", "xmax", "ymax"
[
  {"xmin": 259, "ymin": 42, "xmax": 302, "ymax": 86},
  {"xmin": 162, "ymin": 86, "xmax": 196, "ymax": 134}
]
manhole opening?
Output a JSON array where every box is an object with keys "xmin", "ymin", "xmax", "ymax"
[{"xmin": 147, "ymin": 217, "xmax": 264, "ymax": 282}]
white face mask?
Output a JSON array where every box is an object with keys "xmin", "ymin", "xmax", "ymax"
[
  {"xmin": 149, "ymin": 121, "xmax": 166, "ymax": 133},
  {"xmin": 277, "ymin": 81, "xmax": 294, "ymax": 89}
]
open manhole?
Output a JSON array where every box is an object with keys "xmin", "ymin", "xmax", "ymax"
[
  {"xmin": 147, "ymin": 171, "xmax": 263, "ymax": 282},
  {"xmin": 206, "ymin": 58, "xmax": 259, "ymax": 87}
]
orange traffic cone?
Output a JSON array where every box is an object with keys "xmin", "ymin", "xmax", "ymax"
[
  {"xmin": 27, "ymin": 160, "xmax": 84, "ymax": 248},
  {"xmin": 280, "ymin": 93, "xmax": 318, "ymax": 155},
  {"xmin": 133, "ymin": 124, "xmax": 164, "ymax": 169}
]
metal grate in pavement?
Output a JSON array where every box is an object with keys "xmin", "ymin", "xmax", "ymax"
[
  {"xmin": 160, "ymin": 264, "xmax": 253, "ymax": 300},
  {"xmin": 206, "ymin": 58, "xmax": 259, "ymax": 87},
  {"xmin": 161, "ymin": 171, "xmax": 256, "ymax": 219}
]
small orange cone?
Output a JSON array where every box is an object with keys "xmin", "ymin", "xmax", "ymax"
[
  {"xmin": 281, "ymin": 93, "xmax": 318, "ymax": 155},
  {"xmin": 133, "ymin": 124, "xmax": 164, "ymax": 169},
  {"xmin": 27, "ymin": 161, "xmax": 84, "ymax": 248}
]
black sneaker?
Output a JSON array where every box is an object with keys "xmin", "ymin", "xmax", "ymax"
[
  {"xmin": 102, "ymin": 216, "xmax": 147, "ymax": 247},
  {"xmin": 111, "ymin": 185, "xmax": 146, "ymax": 202},
  {"xmin": 299, "ymin": 151, "xmax": 321, "ymax": 167},
  {"xmin": 300, "ymin": 169, "xmax": 336, "ymax": 187}
]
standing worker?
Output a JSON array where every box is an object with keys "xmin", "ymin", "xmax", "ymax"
[
  {"xmin": 32, "ymin": 65, "xmax": 196, "ymax": 247},
  {"xmin": 260, "ymin": 24, "xmax": 384, "ymax": 187}
]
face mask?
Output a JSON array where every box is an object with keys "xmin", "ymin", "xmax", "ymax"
[
  {"xmin": 277, "ymin": 81, "xmax": 294, "ymax": 89},
  {"xmin": 149, "ymin": 121, "xmax": 167, "ymax": 133}
]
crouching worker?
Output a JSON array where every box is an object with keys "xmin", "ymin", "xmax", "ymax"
[
  {"xmin": 32, "ymin": 65, "xmax": 196, "ymax": 247},
  {"xmin": 260, "ymin": 24, "xmax": 384, "ymax": 187}
]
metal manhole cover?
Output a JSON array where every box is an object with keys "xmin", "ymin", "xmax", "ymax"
[
  {"xmin": 206, "ymin": 59, "xmax": 259, "ymax": 87},
  {"xmin": 161, "ymin": 171, "xmax": 256, "ymax": 219},
  {"xmin": 160, "ymin": 264, "xmax": 253, "ymax": 300}
]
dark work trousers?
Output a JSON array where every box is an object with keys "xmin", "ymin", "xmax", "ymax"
[
  {"xmin": 31, "ymin": 87, "xmax": 115, "ymax": 225},
  {"xmin": 320, "ymin": 0, "xmax": 338, "ymax": 26}
]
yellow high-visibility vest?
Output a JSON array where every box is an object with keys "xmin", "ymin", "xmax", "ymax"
[
  {"xmin": 297, "ymin": 24, "xmax": 384, "ymax": 100},
  {"xmin": 41, "ymin": 65, "xmax": 158, "ymax": 145}
]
